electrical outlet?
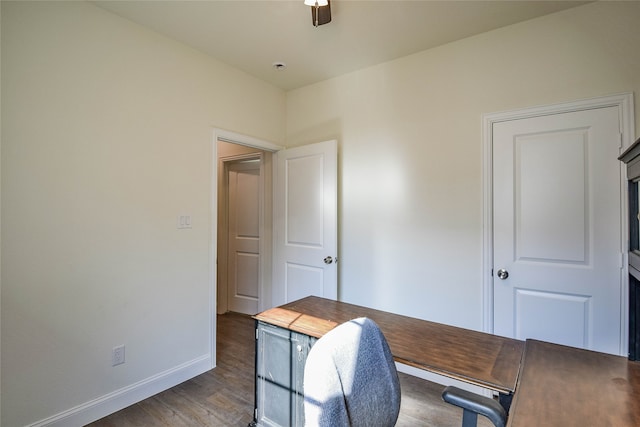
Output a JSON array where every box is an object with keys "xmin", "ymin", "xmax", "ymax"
[{"xmin": 112, "ymin": 344, "xmax": 125, "ymax": 366}]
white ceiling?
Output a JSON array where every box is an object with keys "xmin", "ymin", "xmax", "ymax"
[{"xmin": 92, "ymin": 0, "xmax": 589, "ymax": 91}]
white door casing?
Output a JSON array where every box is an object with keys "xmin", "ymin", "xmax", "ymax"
[
  {"xmin": 484, "ymin": 94, "xmax": 635, "ymax": 356},
  {"xmin": 227, "ymin": 159, "xmax": 262, "ymax": 314},
  {"xmin": 273, "ymin": 140, "xmax": 338, "ymax": 305}
]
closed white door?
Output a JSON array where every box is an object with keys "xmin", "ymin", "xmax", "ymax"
[
  {"xmin": 493, "ymin": 106, "xmax": 623, "ymax": 354},
  {"xmin": 227, "ymin": 160, "xmax": 261, "ymax": 314},
  {"xmin": 273, "ymin": 140, "xmax": 338, "ymax": 305}
]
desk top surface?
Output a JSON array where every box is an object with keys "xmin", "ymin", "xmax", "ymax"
[
  {"xmin": 254, "ymin": 296, "xmax": 524, "ymax": 394},
  {"xmin": 507, "ymin": 339, "xmax": 640, "ymax": 426}
]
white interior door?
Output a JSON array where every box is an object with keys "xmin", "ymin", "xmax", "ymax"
[
  {"xmin": 493, "ymin": 106, "xmax": 623, "ymax": 355},
  {"xmin": 273, "ymin": 140, "xmax": 338, "ymax": 305},
  {"xmin": 227, "ymin": 160, "xmax": 262, "ymax": 314}
]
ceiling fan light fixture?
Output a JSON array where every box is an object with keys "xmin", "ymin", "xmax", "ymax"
[{"xmin": 304, "ymin": 0, "xmax": 331, "ymax": 27}]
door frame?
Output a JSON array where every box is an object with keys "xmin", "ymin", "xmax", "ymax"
[
  {"xmin": 210, "ymin": 128, "xmax": 284, "ymax": 368},
  {"xmin": 481, "ymin": 93, "xmax": 635, "ymax": 351}
]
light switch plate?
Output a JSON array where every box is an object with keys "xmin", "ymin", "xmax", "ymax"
[{"xmin": 177, "ymin": 215, "xmax": 192, "ymax": 229}]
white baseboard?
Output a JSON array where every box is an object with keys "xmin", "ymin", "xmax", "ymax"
[
  {"xmin": 27, "ymin": 356, "xmax": 486, "ymax": 426},
  {"xmin": 28, "ymin": 354, "xmax": 212, "ymax": 427},
  {"xmin": 396, "ymin": 362, "xmax": 495, "ymax": 398}
]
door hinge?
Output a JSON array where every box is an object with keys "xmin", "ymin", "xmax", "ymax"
[{"xmin": 619, "ymin": 132, "xmax": 624, "ymax": 150}]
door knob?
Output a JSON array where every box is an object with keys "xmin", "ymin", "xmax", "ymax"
[
  {"xmin": 324, "ymin": 256, "xmax": 334, "ymax": 264},
  {"xmin": 497, "ymin": 269, "xmax": 509, "ymax": 280}
]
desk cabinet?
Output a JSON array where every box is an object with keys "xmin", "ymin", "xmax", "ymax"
[
  {"xmin": 619, "ymin": 136, "xmax": 640, "ymax": 360},
  {"xmin": 253, "ymin": 321, "xmax": 317, "ymax": 427}
]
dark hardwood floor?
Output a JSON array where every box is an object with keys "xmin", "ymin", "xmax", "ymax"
[{"xmin": 88, "ymin": 312, "xmax": 490, "ymax": 426}]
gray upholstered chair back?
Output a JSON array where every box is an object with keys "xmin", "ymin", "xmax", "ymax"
[{"xmin": 303, "ymin": 317, "xmax": 401, "ymax": 427}]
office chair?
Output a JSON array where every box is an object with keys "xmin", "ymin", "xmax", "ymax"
[
  {"xmin": 303, "ymin": 317, "xmax": 401, "ymax": 427},
  {"xmin": 442, "ymin": 386, "xmax": 507, "ymax": 427},
  {"xmin": 303, "ymin": 316, "xmax": 506, "ymax": 427}
]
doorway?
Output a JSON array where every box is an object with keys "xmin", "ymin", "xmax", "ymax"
[
  {"xmin": 216, "ymin": 140, "xmax": 272, "ymax": 315},
  {"xmin": 210, "ymin": 129, "xmax": 338, "ymax": 370},
  {"xmin": 211, "ymin": 129, "xmax": 283, "ymax": 371}
]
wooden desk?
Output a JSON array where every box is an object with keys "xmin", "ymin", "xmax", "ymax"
[
  {"xmin": 507, "ymin": 340, "xmax": 640, "ymax": 426},
  {"xmin": 255, "ymin": 296, "xmax": 524, "ymax": 395}
]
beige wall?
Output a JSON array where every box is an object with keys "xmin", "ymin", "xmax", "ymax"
[
  {"xmin": 1, "ymin": 2, "xmax": 284, "ymax": 426},
  {"xmin": 4, "ymin": 0, "xmax": 640, "ymax": 425},
  {"xmin": 285, "ymin": 1, "xmax": 640, "ymax": 327}
]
